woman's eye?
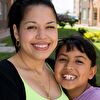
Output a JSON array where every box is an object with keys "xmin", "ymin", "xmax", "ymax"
[
  {"xmin": 27, "ymin": 26, "xmax": 37, "ymax": 30},
  {"xmin": 46, "ymin": 26, "xmax": 55, "ymax": 29}
]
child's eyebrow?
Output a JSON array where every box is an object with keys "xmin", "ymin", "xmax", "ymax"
[
  {"xmin": 58, "ymin": 53, "xmax": 68, "ymax": 57},
  {"xmin": 75, "ymin": 56, "xmax": 87, "ymax": 60},
  {"xmin": 58, "ymin": 54, "xmax": 87, "ymax": 60}
]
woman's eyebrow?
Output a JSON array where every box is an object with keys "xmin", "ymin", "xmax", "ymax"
[
  {"xmin": 46, "ymin": 21, "xmax": 56, "ymax": 24},
  {"xmin": 23, "ymin": 21, "xmax": 37, "ymax": 25},
  {"xmin": 23, "ymin": 21, "xmax": 56, "ymax": 25}
]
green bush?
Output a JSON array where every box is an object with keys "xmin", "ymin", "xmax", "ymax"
[
  {"xmin": 84, "ymin": 32, "xmax": 100, "ymax": 42},
  {"xmin": 68, "ymin": 17, "xmax": 78, "ymax": 27},
  {"xmin": 58, "ymin": 13, "xmax": 78, "ymax": 27},
  {"xmin": 78, "ymin": 28, "xmax": 87, "ymax": 35},
  {"xmin": 58, "ymin": 22, "xmax": 66, "ymax": 28}
]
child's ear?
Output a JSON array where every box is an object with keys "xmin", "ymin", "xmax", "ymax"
[
  {"xmin": 13, "ymin": 24, "xmax": 19, "ymax": 41},
  {"xmin": 88, "ymin": 66, "xmax": 97, "ymax": 80}
]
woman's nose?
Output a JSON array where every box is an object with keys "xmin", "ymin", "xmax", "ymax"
[{"xmin": 36, "ymin": 28, "xmax": 46, "ymax": 39}]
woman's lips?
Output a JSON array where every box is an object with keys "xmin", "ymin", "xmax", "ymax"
[{"xmin": 32, "ymin": 43, "xmax": 50, "ymax": 51}]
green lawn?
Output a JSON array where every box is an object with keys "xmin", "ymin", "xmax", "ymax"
[
  {"xmin": 1, "ymin": 36, "xmax": 13, "ymax": 46},
  {"xmin": 94, "ymin": 43, "xmax": 100, "ymax": 85},
  {"xmin": 0, "ymin": 27, "xmax": 100, "ymax": 85}
]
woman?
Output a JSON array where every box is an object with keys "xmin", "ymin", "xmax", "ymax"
[
  {"xmin": 0, "ymin": 0, "xmax": 69, "ymax": 100},
  {"xmin": 54, "ymin": 35, "xmax": 100, "ymax": 100}
]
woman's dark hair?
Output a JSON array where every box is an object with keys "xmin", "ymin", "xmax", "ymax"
[
  {"xmin": 55, "ymin": 35, "xmax": 97, "ymax": 86},
  {"xmin": 8, "ymin": 0, "xmax": 58, "ymax": 52}
]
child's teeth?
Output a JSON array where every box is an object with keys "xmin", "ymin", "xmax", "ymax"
[{"xmin": 63, "ymin": 75, "xmax": 76, "ymax": 80}]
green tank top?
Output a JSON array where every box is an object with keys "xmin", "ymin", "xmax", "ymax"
[{"xmin": 23, "ymin": 79, "xmax": 69, "ymax": 100}]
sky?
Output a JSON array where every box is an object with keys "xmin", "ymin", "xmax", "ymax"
[{"xmin": 52, "ymin": 0, "xmax": 74, "ymax": 14}]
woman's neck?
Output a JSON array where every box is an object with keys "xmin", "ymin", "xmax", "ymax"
[{"xmin": 10, "ymin": 52, "xmax": 46, "ymax": 73}]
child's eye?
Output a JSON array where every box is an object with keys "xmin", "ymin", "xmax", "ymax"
[
  {"xmin": 76, "ymin": 60, "xmax": 83, "ymax": 64},
  {"xmin": 58, "ymin": 58, "xmax": 68, "ymax": 62}
]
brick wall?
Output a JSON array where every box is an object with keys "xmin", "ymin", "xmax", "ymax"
[
  {"xmin": 0, "ymin": 0, "xmax": 14, "ymax": 29},
  {"xmin": 74, "ymin": 0, "xmax": 100, "ymax": 26}
]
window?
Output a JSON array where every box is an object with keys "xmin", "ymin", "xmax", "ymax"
[
  {"xmin": 82, "ymin": 8, "xmax": 87, "ymax": 20},
  {"xmin": 94, "ymin": 12, "xmax": 97, "ymax": 20},
  {"xmin": 93, "ymin": 8, "xmax": 97, "ymax": 20},
  {"xmin": 99, "ymin": 8, "xmax": 100, "ymax": 22},
  {"xmin": 0, "ymin": 2, "xmax": 2, "ymax": 15}
]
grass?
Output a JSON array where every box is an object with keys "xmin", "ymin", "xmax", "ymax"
[
  {"xmin": 94, "ymin": 43, "xmax": 100, "ymax": 85},
  {"xmin": 0, "ymin": 26, "xmax": 100, "ymax": 85},
  {"xmin": 1, "ymin": 36, "xmax": 13, "ymax": 46},
  {"xmin": 0, "ymin": 53, "xmax": 14, "ymax": 60},
  {"xmin": 0, "ymin": 36, "xmax": 15, "ymax": 60}
]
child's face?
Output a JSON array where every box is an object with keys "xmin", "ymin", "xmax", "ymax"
[{"xmin": 54, "ymin": 45, "xmax": 96, "ymax": 91}]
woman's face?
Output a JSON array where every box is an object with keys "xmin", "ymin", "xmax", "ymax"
[
  {"xmin": 13, "ymin": 5, "xmax": 58, "ymax": 60},
  {"xmin": 54, "ymin": 46, "xmax": 96, "ymax": 91}
]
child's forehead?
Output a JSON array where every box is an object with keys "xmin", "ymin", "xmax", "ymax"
[
  {"xmin": 61, "ymin": 44, "xmax": 82, "ymax": 51},
  {"xmin": 59, "ymin": 46, "xmax": 90, "ymax": 59},
  {"xmin": 60, "ymin": 44, "xmax": 86, "ymax": 54}
]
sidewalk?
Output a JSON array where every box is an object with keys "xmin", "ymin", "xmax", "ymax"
[
  {"xmin": 0, "ymin": 28, "xmax": 10, "ymax": 40},
  {"xmin": 0, "ymin": 28, "xmax": 15, "ymax": 53},
  {"xmin": 74, "ymin": 24, "xmax": 100, "ymax": 30},
  {"xmin": 0, "ymin": 46, "xmax": 15, "ymax": 53}
]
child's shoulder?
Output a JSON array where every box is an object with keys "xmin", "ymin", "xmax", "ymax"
[
  {"xmin": 74, "ymin": 86, "xmax": 100, "ymax": 100},
  {"xmin": 92, "ymin": 86, "xmax": 100, "ymax": 94},
  {"xmin": 84, "ymin": 86, "xmax": 100, "ymax": 100},
  {"xmin": 91, "ymin": 86, "xmax": 100, "ymax": 91}
]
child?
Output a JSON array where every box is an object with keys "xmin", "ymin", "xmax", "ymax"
[{"xmin": 54, "ymin": 35, "xmax": 100, "ymax": 100}]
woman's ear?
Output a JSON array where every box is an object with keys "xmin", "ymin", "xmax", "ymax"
[
  {"xmin": 88, "ymin": 66, "xmax": 97, "ymax": 80},
  {"xmin": 13, "ymin": 24, "xmax": 19, "ymax": 41}
]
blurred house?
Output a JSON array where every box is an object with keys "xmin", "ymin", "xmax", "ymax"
[
  {"xmin": 74, "ymin": 0, "xmax": 100, "ymax": 26},
  {"xmin": 0, "ymin": 0, "xmax": 14, "ymax": 29}
]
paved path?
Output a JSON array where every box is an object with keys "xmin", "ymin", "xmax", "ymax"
[
  {"xmin": 74, "ymin": 24, "xmax": 100, "ymax": 30},
  {"xmin": 0, "ymin": 28, "xmax": 10, "ymax": 40},
  {"xmin": 0, "ymin": 46, "xmax": 15, "ymax": 53},
  {"xmin": 0, "ymin": 28, "xmax": 15, "ymax": 53}
]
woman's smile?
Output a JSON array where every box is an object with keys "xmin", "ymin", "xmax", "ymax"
[{"xmin": 31, "ymin": 42, "xmax": 50, "ymax": 51}]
